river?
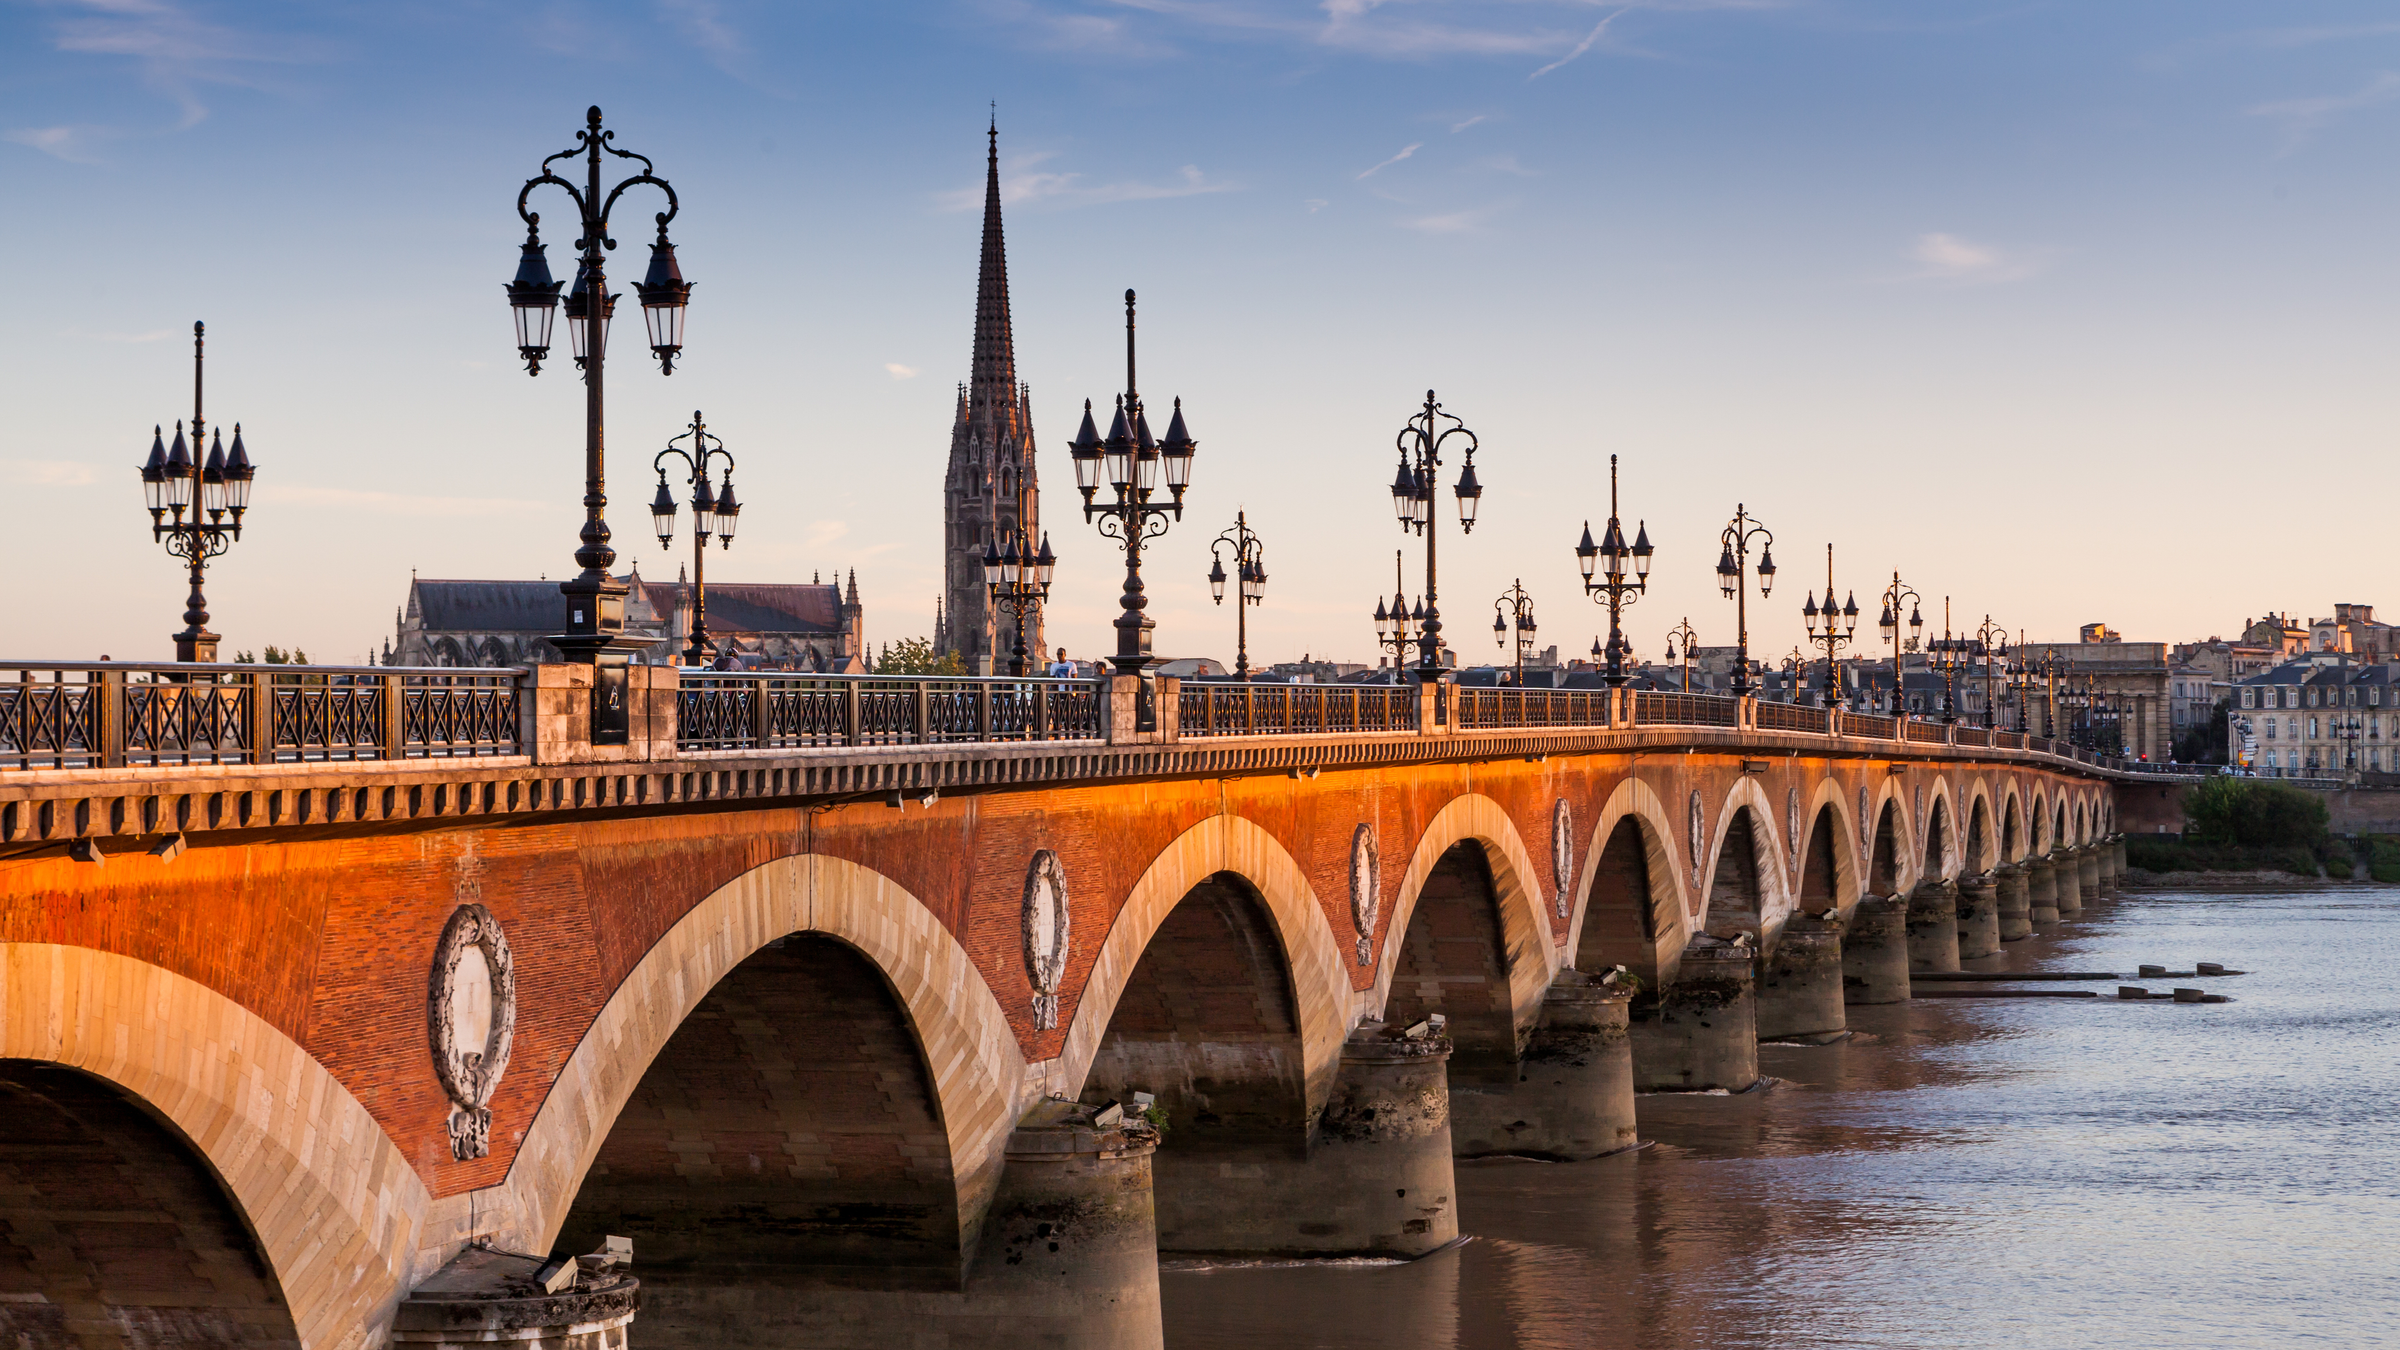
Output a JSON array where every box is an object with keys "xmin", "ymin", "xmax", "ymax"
[{"xmin": 1160, "ymin": 884, "xmax": 2400, "ymax": 1349}]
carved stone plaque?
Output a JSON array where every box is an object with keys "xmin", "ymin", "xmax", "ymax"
[
  {"xmin": 428, "ymin": 903, "xmax": 515, "ymax": 1162},
  {"xmin": 1350, "ymin": 823, "xmax": 1378, "ymax": 966},
  {"xmin": 1550, "ymin": 799, "xmax": 1574, "ymax": 920},
  {"xmin": 1023, "ymin": 850, "xmax": 1070, "ymax": 1030}
]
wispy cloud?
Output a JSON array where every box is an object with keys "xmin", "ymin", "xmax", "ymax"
[
  {"xmin": 1304, "ymin": 197, "xmax": 1329, "ymax": 213},
  {"xmin": 1529, "ymin": 9, "xmax": 1625, "ymax": 80},
  {"xmin": 5, "ymin": 124, "xmax": 111, "ymax": 163},
  {"xmin": 2248, "ymin": 71, "xmax": 2400, "ymax": 150},
  {"xmin": 938, "ymin": 157, "xmax": 1238, "ymax": 211},
  {"xmin": 884, "ymin": 363, "xmax": 920, "ymax": 380},
  {"xmin": 14, "ymin": 0, "xmax": 340, "ymax": 143},
  {"xmin": 1356, "ymin": 141, "xmax": 1423, "ymax": 180},
  {"xmin": 659, "ymin": 0, "xmax": 742, "ymax": 61},
  {"xmin": 1450, "ymin": 113, "xmax": 1488, "ymax": 133},
  {"xmin": 1484, "ymin": 152, "xmax": 1536, "ymax": 176},
  {"xmin": 1905, "ymin": 231, "xmax": 2042, "ymax": 284}
]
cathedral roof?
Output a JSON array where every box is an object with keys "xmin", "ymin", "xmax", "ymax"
[
  {"xmin": 635, "ymin": 579, "xmax": 845, "ymax": 635},
  {"xmin": 406, "ymin": 576, "xmax": 846, "ymax": 636}
]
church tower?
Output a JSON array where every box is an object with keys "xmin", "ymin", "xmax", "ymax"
[{"xmin": 937, "ymin": 118, "xmax": 1042, "ymax": 670}]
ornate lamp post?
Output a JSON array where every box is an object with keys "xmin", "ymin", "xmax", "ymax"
[
  {"xmin": 983, "ymin": 511, "xmax": 1057, "ymax": 679},
  {"xmin": 138, "ymin": 322, "xmax": 256, "ymax": 663},
  {"xmin": 1372, "ymin": 551, "xmax": 1424, "ymax": 673},
  {"xmin": 1067, "ymin": 290, "xmax": 1195, "ymax": 675},
  {"xmin": 1207, "ymin": 511, "xmax": 1265, "ymax": 681},
  {"xmin": 1387, "ymin": 391, "xmax": 1485, "ymax": 685},
  {"xmin": 1663, "ymin": 618, "xmax": 1699, "ymax": 693},
  {"xmin": 1572, "ymin": 455, "xmax": 1652, "ymax": 687},
  {"xmin": 1923, "ymin": 598, "xmax": 1970, "ymax": 723},
  {"xmin": 1800, "ymin": 544, "xmax": 1859, "ymax": 709},
  {"xmin": 508, "ymin": 106, "xmax": 691, "ymax": 700},
  {"xmin": 1969, "ymin": 615, "xmax": 2011, "ymax": 728},
  {"xmin": 647, "ymin": 411, "xmax": 742, "ymax": 666},
  {"xmin": 1874, "ymin": 572, "xmax": 1926, "ymax": 715},
  {"xmin": 1712, "ymin": 505, "xmax": 1776, "ymax": 695},
  {"xmin": 1492, "ymin": 580, "xmax": 1538, "ymax": 684}
]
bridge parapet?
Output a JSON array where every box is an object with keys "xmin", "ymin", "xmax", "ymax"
[{"xmin": 0, "ymin": 660, "xmax": 2203, "ymax": 859}]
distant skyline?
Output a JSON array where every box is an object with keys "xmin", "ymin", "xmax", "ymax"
[{"xmin": 2, "ymin": 1, "xmax": 2393, "ymax": 668}]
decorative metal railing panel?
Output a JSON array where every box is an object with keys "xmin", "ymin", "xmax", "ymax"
[
  {"xmin": 1633, "ymin": 692, "xmax": 1740, "ymax": 728},
  {"xmin": 1755, "ymin": 701, "xmax": 1825, "ymax": 734},
  {"xmin": 1179, "ymin": 683, "xmax": 1421, "ymax": 737},
  {"xmin": 2, "ymin": 663, "xmax": 519, "ymax": 769},
  {"xmin": 1839, "ymin": 713, "xmax": 1896, "ymax": 739},
  {"xmin": 676, "ymin": 675, "xmax": 1106, "ymax": 751},
  {"xmin": 1954, "ymin": 726, "xmax": 1992, "ymax": 748},
  {"xmin": 1904, "ymin": 721, "xmax": 1949, "ymax": 745}
]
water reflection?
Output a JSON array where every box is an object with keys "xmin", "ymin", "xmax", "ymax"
[{"xmin": 1162, "ymin": 887, "xmax": 2400, "ymax": 1348}]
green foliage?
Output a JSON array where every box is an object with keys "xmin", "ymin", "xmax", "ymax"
[
  {"xmin": 2183, "ymin": 777, "xmax": 2330, "ymax": 850},
  {"xmin": 2126, "ymin": 838, "xmax": 2318, "ymax": 877},
  {"xmin": 875, "ymin": 637, "xmax": 964, "ymax": 676},
  {"xmin": 1142, "ymin": 1103, "xmax": 1170, "ymax": 1136},
  {"xmin": 231, "ymin": 646, "xmax": 310, "ymax": 666},
  {"xmin": 2358, "ymin": 835, "xmax": 2400, "ymax": 885}
]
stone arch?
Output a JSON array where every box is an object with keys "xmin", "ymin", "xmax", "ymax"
[
  {"xmin": 1, "ymin": 1061, "xmax": 306, "ymax": 1346},
  {"xmin": 2074, "ymin": 797, "xmax": 2089, "ymax": 845},
  {"xmin": 1374, "ymin": 794, "xmax": 1556, "ymax": 1049},
  {"xmin": 1866, "ymin": 774, "xmax": 1915, "ymax": 893},
  {"xmin": 1062, "ymin": 812, "xmax": 1350, "ymax": 1122},
  {"xmin": 2029, "ymin": 791, "xmax": 2050, "ymax": 854},
  {"xmin": 2054, "ymin": 800, "xmax": 2069, "ymax": 852},
  {"xmin": 1920, "ymin": 776, "xmax": 1960, "ymax": 881},
  {"xmin": 0, "ymin": 944, "xmax": 428, "ymax": 1349},
  {"xmin": 1563, "ymin": 777, "xmax": 1689, "ymax": 986},
  {"xmin": 504, "ymin": 855, "xmax": 1025, "ymax": 1271},
  {"xmin": 1697, "ymin": 776, "xmax": 1791, "ymax": 943},
  {"xmin": 1798, "ymin": 775, "xmax": 1863, "ymax": 916},
  {"xmin": 2000, "ymin": 783, "xmax": 2026, "ymax": 863},
  {"xmin": 1962, "ymin": 778, "xmax": 1998, "ymax": 875},
  {"xmin": 477, "ymin": 636, "xmax": 510, "ymax": 667}
]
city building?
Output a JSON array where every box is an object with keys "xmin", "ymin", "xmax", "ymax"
[
  {"xmin": 2016, "ymin": 622, "xmax": 2171, "ymax": 762},
  {"xmin": 388, "ymin": 565, "xmax": 864, "ymax": 670},
  {"xmin": 2230, "ymin": 659, "xmax": 2399, "ymax": 779},
  {"xmin": 935, "ymin": 121, "xmax": 1043, "ymax": 673}
]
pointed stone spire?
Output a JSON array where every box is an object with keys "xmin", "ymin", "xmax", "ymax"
[{"xmin": 970, "ymin": 111, "xmax": 1018, "ymax": 419}]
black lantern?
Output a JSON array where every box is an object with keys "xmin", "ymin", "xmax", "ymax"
[
  {"xmin": 506, "ymin": 223, "xmax": 564, "ymax": 374},
  {"xmin": 632, "ymin": 222, "xmax": 692, "ymax": 375}
]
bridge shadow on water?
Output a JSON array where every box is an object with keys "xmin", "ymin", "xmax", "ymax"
[{"xmin": 1159, "ymin": 885, "xmax": 2400, "ymax": 1350}]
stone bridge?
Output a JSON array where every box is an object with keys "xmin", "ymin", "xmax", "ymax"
[{"xmin": 0, "ymin": 662, "xmax": 2161, "ymax": 1348}]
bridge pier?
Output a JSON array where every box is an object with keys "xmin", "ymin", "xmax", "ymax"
[
  {"xmin": 391, "ymin": 1245, "xmax": 639, "ymax": 1350},
  {"xmin": 2082, "ymin": 844, "xmax": 2107, "ymax": 898},
  {"xmin": 1629, "ymin": 936, "xmax": 1758, "ymax": 1091},
  {"xmin": 2054, "ymin": 849, "xmax": 2086, "ymax": 916},
  {"xmin": 1840, "ymin": 895, "xmax": 1911, "ymax": 1004},
  {"xmin": 1905, "ymin": 878, "xmax": 1962, "ymax": 972},
  {"xmin": 1994, "ymin": 863, "xmax": 2032, "ymax": 940},
  {"xmin": 1956, "ymin": 874, "xmax": 2001, "ymax": 960},
  {"xmin": 1296, "ymin": 1026, "xmax": 1459, "ymax": 1256},
  {"xmin": 1755, "ymin": 913, "xmax": 1846, "ymax": 1041},
  {"xmin": 2027, "ymin": 856, "xmax": 2061, "ymax": 924},
  {"xmin": 1454, "ymin": 972, "xmax": 1636, "ymax": 1159}
]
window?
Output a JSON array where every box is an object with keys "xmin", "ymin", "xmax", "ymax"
[
  {"xmin": 2243, "ymin": 689, "xmax": 2256, "ymax": 708},
  {"xmin": 2310, "ymin": 717, "xmax": 2319, "ymax": 739},
  {"xmin": 2265, "ymin": 751, "xmax": 2278, "ymax": 768},
  {"xmin": 2266, "ymin": 720, "xmax": 2277, "ymax": 739}
]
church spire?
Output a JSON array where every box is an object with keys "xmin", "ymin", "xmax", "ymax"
[{"xmin": 970, "ymin": 112, "xmax": 1018, "ymax": 417}]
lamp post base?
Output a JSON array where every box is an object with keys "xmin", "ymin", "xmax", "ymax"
[{"xmin": 172, "ymin": 630, "xmax": 221, "ymax": 664}]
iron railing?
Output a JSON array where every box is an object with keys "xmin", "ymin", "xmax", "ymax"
[
  {"xmin": 677, "ymin": 674, "xmax": 1106, "ymax": 751},
  {"xmin": 1178, "ymin": 682, "xmax": 1419, "ymax": 737},
  {"xmin": 1755, "ymin": 701, "xmax": 1826, "ymax": 734},
  {"xmin": 1634, "ymin": 692, "xmax": 1740, "ymax": 727},
  {"xmin": 1453, "ymin": 688, "xmax": 1612, "ymax": 731},
  {"xmin": 1, "ymin": 662, "xmax": 521, "ymax": 770},
  {"xmin": 1904, "ymin": 721, "xmax": 1949, "ymax": 745},
  {"xmin": 1839, "ymin": 712, "xmax": 1896, "ymax": 739}
]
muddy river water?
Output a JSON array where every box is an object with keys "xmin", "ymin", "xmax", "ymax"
[{"xmin": 1161, "ymin": 885, "xmax": 2400, "ymax": 1349}]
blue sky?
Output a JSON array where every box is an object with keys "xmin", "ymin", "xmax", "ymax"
[{"xmin": 3, "ymin": 1, "xmax": 2392, "ymax": 668}]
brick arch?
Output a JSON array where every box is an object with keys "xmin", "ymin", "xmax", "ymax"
[
  {"xmin": 1866, "ymin": 774, "xmax": 1916, "ymax": 893},
  {"xmin": 0, "ymin": 943, "xmax": 428, "ymax": 1350},
  {"xmin": 1797, "ymin": 774, "xmax": 1862, "ymax": 918},
  {"xmin": 1961, "ymin": 776, "xmax": 2000, "ymax": 875},
  {"xmin": 1921, "ymin": 775, "xmax": 1960, "ymax": 881},
  {"xmin": 1698, "ymin": 776, "xmax": 1791, "ymax": 941},
  {"xmin": 2074, "ymin": 797, "xmax": 2089, "ymax": 845},
  {"xmin": 1374, "ymin": 794, "xmax": 1555, "ymax": 1049},
  {"xmin": 1061, "ymin": 812, "xmax": 1350, "ymax": 1122},
  {"xmin": 1562, "ymin": 776, "xmax": 1689, "ymax": 983},
  {"xmin": 502, "ymin": 854, "xmax": 1026, "ymax": 1267},
  {"xmin": 2000, "ymin": 782, "xmax": 2026, "ymax": 862}
]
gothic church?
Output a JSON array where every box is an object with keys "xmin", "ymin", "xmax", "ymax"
[{"xmin": 935, "ymin": 121, "xmax": 1044, "ymax": 670}]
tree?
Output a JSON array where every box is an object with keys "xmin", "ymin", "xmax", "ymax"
[
  {"xmin": 2184, "ymin": 777, "xmax": 2329, "ymax": 850},
  {"xmin": 875, "ymin": 636, "xmax": 964, "ymax": 676}
]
